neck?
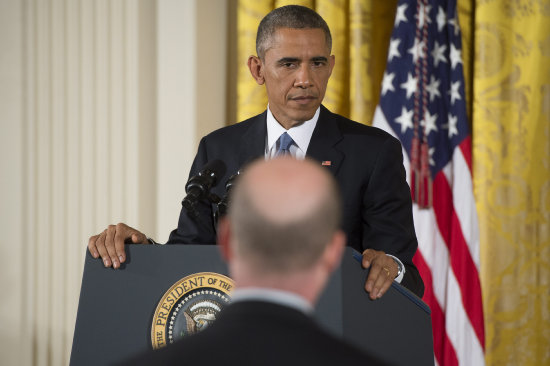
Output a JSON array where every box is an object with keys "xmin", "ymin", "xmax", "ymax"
[
  {"xmin": 229, "ymin": 261, "xmax": 326, "ymax": 306},
  {"xmin": 268, "ymin": 105, "xmax": 315, "ymax": 130},
  {"xmin": 278, "ymin": 120, "xmax": 305, "ymax": 130}
]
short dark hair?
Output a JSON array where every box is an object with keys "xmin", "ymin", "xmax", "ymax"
[{"xmin": 256, "ymin": 5, "xmax": 332, "ymax": 59}]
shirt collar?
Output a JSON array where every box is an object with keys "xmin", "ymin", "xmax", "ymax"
[
  {"xmin": 230, "ymin": 287, "xmax": 314, "ymax": 315},
  {"xmin": 265, "ymin": 105, "xmax": 320, "ymax": 158}
]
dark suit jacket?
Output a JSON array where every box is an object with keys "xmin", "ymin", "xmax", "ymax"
[
  {"xmin": 118, "ymin": 300, "xmax": 391, "ymax": 366},
  {"xmin": 167, "ymin": 105, "xmax": 424, "ymax": 297}
]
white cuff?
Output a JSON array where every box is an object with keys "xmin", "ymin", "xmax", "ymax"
[{"xmin": 386, "ymin": 254, "xmax": 405, "ymax": 283}]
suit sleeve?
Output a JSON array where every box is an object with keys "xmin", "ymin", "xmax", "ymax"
[
  {"xmin": 165, "ymin": 138, "xmax": 217, "ymax": 245},
  {"xmin": 362, "ymin": 136, "xmax": 424, "ymax": 297}
]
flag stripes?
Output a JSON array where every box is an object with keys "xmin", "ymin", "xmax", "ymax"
[
  {"xmin": 371, "ymin": 2, "xmax": 485, "ymax": 362},
  {"xmin": 432, "ymin": 169, "xmax": 485, "ymax": 346},
  {"xmin": 413, "ymin": 250, "xmax": 460, "ymax": 366}
]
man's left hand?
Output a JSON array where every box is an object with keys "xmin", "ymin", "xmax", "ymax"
[{"xmin": 362, "ymin": 249, "xmax": 398, "ymax": 300}]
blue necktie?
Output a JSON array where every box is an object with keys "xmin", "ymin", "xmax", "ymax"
[{"xmin": 275, "ymin": 132, "xmax": 294, "ymax": 156}]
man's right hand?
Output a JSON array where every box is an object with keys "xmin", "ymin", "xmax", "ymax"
[{"xmin": 88, "ymin": 223, "xmax": 149, "ymax": 269}]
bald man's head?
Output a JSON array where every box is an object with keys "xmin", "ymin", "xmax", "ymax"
[{"xmin": 228, "ymin": 157, "xmax": 342, "ymax": 273}]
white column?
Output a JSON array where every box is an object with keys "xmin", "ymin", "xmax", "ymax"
[
  {"xmin": 155, "ymin": 0, "xmax": 226, "ymax": 243},
  {"xmin": 0, "ymin": 0, "xmax": 158, "ymax": 364},
  {"xmin": 0, "ymin": 0, "xmax": 24, "ymax": 365},
  {"xmin": 156, "ymin": 0, "xmax": 197, "ymax": 243},
  {"xmin": 0, "ymin": 0, "xmax": 228, "ymax": 364}
]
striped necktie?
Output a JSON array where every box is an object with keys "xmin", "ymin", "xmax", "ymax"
[{"xmin": 275, "ymin": 132, "xmax": 294, "ymax": 157}]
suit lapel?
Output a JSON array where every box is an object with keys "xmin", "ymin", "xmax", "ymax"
[
  {"xmin": 238, "ymin": 111, "xmax": 268, "ymax": 169},
  {"xmin": 306, "ymin": 105, "xmax": 344, "ymax": 176},
  {"xmin": 235, "ymin": 107, "xmax": 344, "ymax": 175}
]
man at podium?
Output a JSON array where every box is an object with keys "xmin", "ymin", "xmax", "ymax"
[
  {"xmin": 119, "ymin": 157, "xmax": 389, "ymax": 365},
  {"xmin": 88, "ymin": 5, "xmax": 424, "ymax": 300}
]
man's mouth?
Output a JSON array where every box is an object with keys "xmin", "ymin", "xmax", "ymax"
[{"xmin": 290, "ymin": 95, "xmax": 317, "ymax": 104}]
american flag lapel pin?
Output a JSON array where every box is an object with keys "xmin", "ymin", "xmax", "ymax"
[{"xmin": 321, "ymin": 161, "xmax": 331, "ymax": 166}]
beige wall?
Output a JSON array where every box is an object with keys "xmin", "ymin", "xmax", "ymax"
[{"xmin": 0, "ymin": 0, "xmax": 227, "ymax": 364}]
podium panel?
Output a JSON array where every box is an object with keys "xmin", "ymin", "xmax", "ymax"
[
  {"xmin": 317, "ymin": 251, "xmax": 434, "ymax": 365},
  {"xmin": 70, "ymin": 245, "xmax": 433, "ymax": 365}
]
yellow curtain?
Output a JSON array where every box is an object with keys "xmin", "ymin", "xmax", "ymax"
[
  {"xmin": 236, "ymin": 0, "xmax": 271, "ymax": 121},
  {"xmin": 471, "ymin": 1, "xmax": 550, "ymax": 365},
  {"xmin": 235, "ymin": 1, "xmax": 550, "ymax": 364}
]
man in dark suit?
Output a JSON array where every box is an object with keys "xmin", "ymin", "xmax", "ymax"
[
  {"xmin": 89, "ymin": 5, "xmax": 424, "ymax": 299},
  {"xmin": 119, "ymin": 157, "xmax": 390, "ymax": 366}
]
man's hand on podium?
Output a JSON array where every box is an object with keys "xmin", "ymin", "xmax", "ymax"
[
  {"xmin": 361, "ymin": 249, "xmax": 399, "ymax": 300},
  {"xmin": 88, "ymin": 223, "xmax": 149, "ymax": 269}
]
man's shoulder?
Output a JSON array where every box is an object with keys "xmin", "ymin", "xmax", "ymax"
[
  {"xmin": 119, "ymin": 301, "xmax": 389, "ymax": 366},
  {"xmin": 203, "ymin": 111, "xmax": 266, "ymax": 142},
  {"xmin": 320, "ymin": 106, "xmax": 398, "ymax": 145}
]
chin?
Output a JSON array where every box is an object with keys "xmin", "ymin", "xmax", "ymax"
[{"xmin": 291, "ymin": 109, "xmax": 317, "ymax": 122}]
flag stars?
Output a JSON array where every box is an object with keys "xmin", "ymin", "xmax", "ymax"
[
  {"xmin": 444, "ymin": 113, "xmax": 459, "ymax": 138},
  {"xmin": 381, "ymin": 72, "xmax": 396, "ymax": 96},
  {"xmin": 400, "ymin": 72, "xmax": 418, "ymax": 99},
  {"xmin": 408, "ymin": 38, "xmax": 426, "ymax": 63},
  {"xmin": 429, "ymin": 147, "xmax": 435, "ymax": 166},
  {"xmin": 416, "ymin": 4, "xmax": 432, "ymax": 28},
  {"xmin": 388, "ymin": 38, "xmax": 401, "ymax": 62},
  {"xmin": 394, "ymin": 107, "xmax": 414, "ymax": 133},
  {"xmin": 449, "ymin": 15, "xmax": 460, "ymax": 36},
  {"xmin": 426, "ymin": 75, "xmax": 441, "ymax": 101},
  {"xmin": 449, "ymin": 80, "xmax": 462, "ymax": 105},
  {"xmin": 431, "ymin": 41, "xmax": 447, "ymax": 67},
  {"xmin": 395, "ymin": 3, "xmax": 408, "ymax": 27},
  {"xmin": 450, "ymin": 44, "xmax": 463, "ymax": 69},
  {"xmin": 421, "ymin": 110, "xmax": 438, "ymax": 135},
  {"xmin": 436, "ymin": 6, "xmax": 447, "ymax": 32}
]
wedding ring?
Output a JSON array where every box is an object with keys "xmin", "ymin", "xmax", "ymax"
[{"xmin": 383, "ymin": 267, "xmax": 390, "ymax": 277}]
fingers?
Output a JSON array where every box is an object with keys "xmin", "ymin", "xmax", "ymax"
[
  {"xmin": 88, "ymin": 223, "xmax": 145, "ymax": 269},
  {"xmin": 365, "ymin": 263, "xmax": 393, "ymax": 300},
  {"xmin": 361, "ymin": 249, "xmax": 376, "ymax": 269},
  {"xmin": 105, "ymin": 225, "xmax": 121, "ymax": 269},
  {"xmin": 93, "ymin": 230, "xmax": 112, "ymax": 268},
  {"xmin": 114, "ymin": 224, "xmax": 130, "ymax": 265},
  {"xmin": 88, "ymin": 234, "xmax": 100, "ymax": 258},
  {"xmin": 130, "ymin": 231, "xmax": 148, "ymax": 244},
  {"xmin": 362, "ymin": 249, "xmax": 396, "ymax": 300}
]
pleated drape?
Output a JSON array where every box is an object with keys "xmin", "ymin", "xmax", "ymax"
[{"xmin": 471, "ymin": 2, "xmax": 550, "ymax": 365}]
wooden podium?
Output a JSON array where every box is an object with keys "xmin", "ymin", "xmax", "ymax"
[{"xmin": 70, "ymin": 245, "xmax": 433, "ymax": 365}]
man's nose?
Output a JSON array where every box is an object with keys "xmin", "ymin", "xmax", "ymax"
[{"xmin": 294, "ymin": 64, "xmax": 312, "ymax": 88}]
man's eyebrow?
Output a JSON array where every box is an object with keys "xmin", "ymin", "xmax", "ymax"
[
  {"xmin": 311, "ymin": 56, "xmax": 328, "ymax": 62},
  {"xmin": 276, "ymin": 56, "xmax": 328, "ymax": 64},
  {"xmin": 277, "ymin": 57, "xmax": 300, "ymax": 64}
]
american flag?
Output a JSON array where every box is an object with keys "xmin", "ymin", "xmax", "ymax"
[{"xmin": 372, "ymin": 0, "xmax": 485, "ymax": 365}]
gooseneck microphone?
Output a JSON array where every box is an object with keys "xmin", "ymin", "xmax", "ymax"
[
  {"xmin": 182, "ymin": 159, "xmax": 227, "ymax": 219},
  {"xmin": 216, "ymin": 171, "xmax": 241, "ymax": 220}
]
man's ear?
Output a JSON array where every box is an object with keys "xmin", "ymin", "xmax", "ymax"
[
  {"xmin": 322, "ymin": 230, "xmax": 346, "ymax": 274},
  {"xmin": 217, "ymin": 217, "xmax": 232, "ymax": 262},
  {"xmin": 248, "ymin": 55, "xmax": 265, "ymax": 85},
  {"xmin": 328, "ymin": 55, "xmax": 335, "ymax": 78}
]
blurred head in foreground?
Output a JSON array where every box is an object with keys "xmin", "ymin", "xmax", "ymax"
[{"xmin": 217, "ymin": 157, "xmax": 346, "ymax": 305}]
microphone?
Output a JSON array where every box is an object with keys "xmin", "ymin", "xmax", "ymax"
[
  {"xmin": 182, "ymin": 160, "xmax": 227, "ymax": 217},
  {"xmin": 216, "ymin": 171, "xmax": 241, "ymax": 220}
]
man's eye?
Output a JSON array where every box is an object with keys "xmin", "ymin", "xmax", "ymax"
[
  {"xmin": 282, "ymin": 63, "xmax": 295, "ymax": 68},
  {"xmin": 313, "ymin": 61, "xmax": 325, "ymax": 67}
]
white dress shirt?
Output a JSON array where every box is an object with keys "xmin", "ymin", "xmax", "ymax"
[
  {"xmin": 230, "ymin": 287, "xmax": 314, "ymax": 315},
  {"xmin": 263, "ymin": 104, "xmax": 405, "ymax": 283},
  {"xmin": 265, "ymin": 105, "xmax": 319, "ymax": 159}
]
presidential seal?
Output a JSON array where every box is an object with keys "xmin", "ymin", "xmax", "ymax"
[{"xmin": 151, "ymin": 272, "xmax": 234, "ymax": 349}]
